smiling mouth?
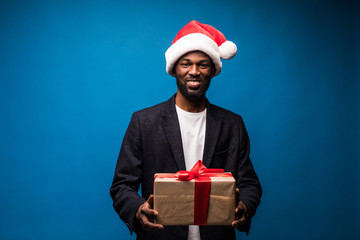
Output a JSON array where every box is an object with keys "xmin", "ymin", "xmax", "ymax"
[{"xmin": 186, "ymin": 79, "xmax": 201, "ymax": 88}]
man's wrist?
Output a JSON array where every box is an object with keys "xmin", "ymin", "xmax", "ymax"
[{"xmin": 133, "ymin": 210, "xmax": 142, "ymax": 233}]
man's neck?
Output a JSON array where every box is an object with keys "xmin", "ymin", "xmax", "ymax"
[{"xmin": 175, "ymin": 91, "xmax": 206, "ymax": 113}]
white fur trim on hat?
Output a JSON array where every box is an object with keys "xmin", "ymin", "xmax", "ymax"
[{"xmin": 165, "ymin": 33, "xmax": 222, "ymax": 76}]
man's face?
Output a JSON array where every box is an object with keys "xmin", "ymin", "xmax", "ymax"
[{"xmin": 174, "ymin": 51, "xmax": 214, "ymax": 102}]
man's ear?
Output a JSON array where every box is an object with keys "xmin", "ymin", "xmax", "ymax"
[
  {"xmin": 211, "ymin": 62, "xmax": 216, "ymax": 77},
  {"xmin": 172, "ymin": 60, "xmax": 179, "ymax": 76}
]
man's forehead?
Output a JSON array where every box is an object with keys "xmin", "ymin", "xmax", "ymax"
[{"xmin": 178, "ymin": 51, "xmax": 211, "ymax": 61}]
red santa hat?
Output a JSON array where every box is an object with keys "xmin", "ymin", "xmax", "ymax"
[{"xmin": 165, "ymin": 20, "xmax": 237, "ymax": 76}]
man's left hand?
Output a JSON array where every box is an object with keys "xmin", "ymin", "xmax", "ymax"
[{"xmin": 232, "ymin": 188, "xmax": 250, "ymax": 229}]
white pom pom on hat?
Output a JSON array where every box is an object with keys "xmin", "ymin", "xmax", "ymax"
[
  {"xmin": 219, "ymin": 40, "xmax": 237, "ymax": 60},
  {"xmin": 165, "ymin": 20, "xmax": 237, "ymax": 76}
]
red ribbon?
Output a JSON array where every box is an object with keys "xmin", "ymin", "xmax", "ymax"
[{"xmin": 155, "ymin": 160, "xmax": 232, "ymax": 225}]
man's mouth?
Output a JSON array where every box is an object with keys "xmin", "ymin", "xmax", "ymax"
[{"xmin": 186, "ymin": 79, "xmax": 201, "ymax": 88}]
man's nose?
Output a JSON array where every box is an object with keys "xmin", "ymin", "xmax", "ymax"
[{"xmin": 189, "ymin": 65, "xmax": 200, "ymax": 76}]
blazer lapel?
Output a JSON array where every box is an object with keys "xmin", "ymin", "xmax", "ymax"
[
  {"xmin": 161, "ymin": 95, "xmax": 186, "ymax": 171},
  {"xmin": 202, "ymin": 102, "xmax": 222, "ymax": 168}
]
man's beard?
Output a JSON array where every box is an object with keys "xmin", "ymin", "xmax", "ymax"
[{"xmin": 176, "ymin": 78, "xmax": 211, "ymax": 102}]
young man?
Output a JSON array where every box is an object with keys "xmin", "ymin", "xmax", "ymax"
[{"xmin": 110, "ymin": 20, "xmax": 262, "ymax": 240}]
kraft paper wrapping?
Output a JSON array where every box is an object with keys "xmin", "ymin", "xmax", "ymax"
[{"xmin": 153, "ymin": 174, "xmax": 235, "ymax": 225}]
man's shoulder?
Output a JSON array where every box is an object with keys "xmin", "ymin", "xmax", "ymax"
[
  {"xmin": 133, "ymin": 95, "xmax": 174, "ymax": 117},
  {"xmin": 208, "ymin": 103, "xmax": 248, "ymax": 133},
  {"xmin": 208, "ymin": 102, "xmax": 244, "ymax": 121}
]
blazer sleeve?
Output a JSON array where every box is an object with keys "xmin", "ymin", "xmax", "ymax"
[
  {"xmin": 236, "ymin": 116, "xmax": 262, "ymax": 230},
  {"xmin": 110, "ymin": 112, "xmax": 146, "ymax": 233}
]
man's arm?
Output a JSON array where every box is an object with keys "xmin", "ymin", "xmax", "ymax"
[
  {"xmin": 233, "ymin": 116, "xmax": 262, "ymax": 232},
  {"xmin": 110, "ymin": 112, "xmax": 164, "ymax": 233},
  {"xmin": 110, "ymin": 112, "xmax": 146, "ymax": 233}
]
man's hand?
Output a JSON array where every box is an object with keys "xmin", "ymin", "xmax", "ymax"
[
  {"xmin": 232, "ymin": 188, "xmax": 250, "ymax": 229},
  {"xmin": 135, "ymin": 194, "xmax": 164, "ymax": 231}
]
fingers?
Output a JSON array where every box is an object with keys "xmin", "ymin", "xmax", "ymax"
[
  {"xmin": 235, "ymin": 201, "xmax": 246, "ymax": 216},
  {"xmin": 136, "ymin": 196, "xmax": 164, "ymax": 231},
  {"xmin": 232, "ymin": 217, "xmax": 246, "ymax": 228},
  {"xmin": 141, "ymin": 195, "xmax": 158, "ymax": 216},
  {"xmin": 233, "ymin": 207, "xmax": 246, "ymax": 227},
  {"xmin": 140, "ymin": 203, "xmax": 158, "ymax": 216},
  {"xmin": 138, "ymin": 211, "xmax": 164, "ymax": 231},
  {"xmin": 233, "ymin": 200, "xmax": 248, "ymax": 228}
]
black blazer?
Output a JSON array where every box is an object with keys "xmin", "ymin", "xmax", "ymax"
[{"xmin": 110, "ymin": 95, "xmax": 261, "ymax": 240}]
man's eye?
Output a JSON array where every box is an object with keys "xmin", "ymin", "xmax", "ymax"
[
  {"xmin": 200, "ymin": 64, "xmax": 209, "ymax": 68},
  {"xmin": 181, "ymin": 63, "xmax": 190, "ymax": 67}
]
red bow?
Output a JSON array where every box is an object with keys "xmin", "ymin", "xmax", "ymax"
[{"xmin": 174, "ymin": 160, "xmax": 226, "ymax": 181}]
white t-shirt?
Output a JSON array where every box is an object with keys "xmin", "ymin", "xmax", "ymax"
[{"xmin": 175, "ymin": 105, "xmax": 207, "ymax": 240}]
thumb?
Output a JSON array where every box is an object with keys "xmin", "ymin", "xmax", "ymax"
[
  {"xmin": 147, "ymin": 194, "xmax": 154, "ymax": 208},
  {"xmin": 235, "ymin": 188, "xmax": 240, "ymax": 206}
]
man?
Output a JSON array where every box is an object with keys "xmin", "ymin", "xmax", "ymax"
[{"xmin": 110, "ymin": 20, "xmax": 262, "ymax": 240}]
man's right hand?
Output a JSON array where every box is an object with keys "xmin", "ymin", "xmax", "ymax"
[{"xmin": 135, "ymin": 195, "xmax": 164, "ymax": 231}]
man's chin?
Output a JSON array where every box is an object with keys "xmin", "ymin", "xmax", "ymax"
[
  {"xmin": 177, "ymin": 78, "xmax": 210, "ymax": 102},
  {"xmin": 184, "ymin": 92, "xmax": 205, "ymax": 102},
  {"xmin": 187, "ymin": 88, "xmax": 201, "ymax": 94}
]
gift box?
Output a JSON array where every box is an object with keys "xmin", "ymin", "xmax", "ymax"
[{"xmin": 153, "ymin": 161, "xmax": 235, "ymax": 226}]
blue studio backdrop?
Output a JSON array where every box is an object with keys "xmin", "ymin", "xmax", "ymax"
[{"xmin": 0, "ymin": 0, "xmax": 358, "ymax": 239}]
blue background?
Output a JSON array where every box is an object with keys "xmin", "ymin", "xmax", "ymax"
[{"xmin": 0, "ymin": 0, "xmax": 358, "ymax": 239}]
